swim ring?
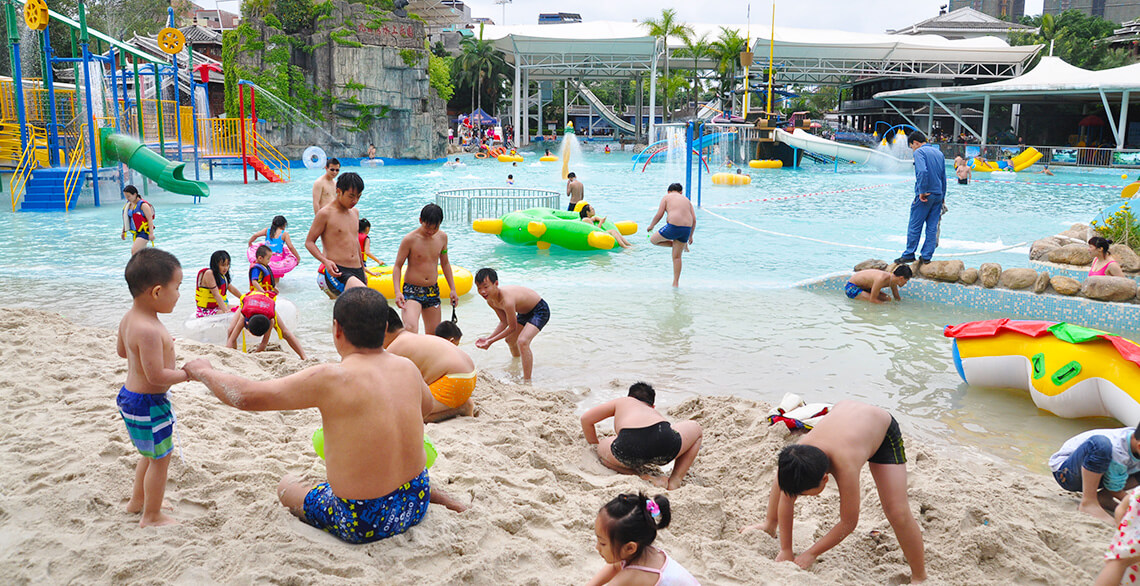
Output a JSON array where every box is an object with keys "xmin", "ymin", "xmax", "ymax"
[
  {"xmin": 946, "ymin": 319, "xmax": 1140, "ymax": 425},
  {"xmin": 972, "ymin": 148, "xmax": 1042, "ymax": 172},
  {"xmin": 312, "ymin": 428, "xmax": 437, "ymax": 468},
  {"xmin": 246, "ymin": 242, "xmax": 299, "ymax": 279},
  {"xmin": 302, "ymin": 146, "xmax": 327, "ymax": 170},
  {"xmin": 539, "ymin": 155, "xmax": 558, "ymax": 162},
  {"xmin": 497, "ymin": 154, "xmax": 524, "ymax": 163},
  {"xmin": 711, "ymin": 173, "xmax": 751, "ymax": 186},
  {"xmin": 360, "ymin": 158, "xmax": 384, "ymax": 167},
  {"xmin": 366, "ymin": 264, "xmax": 473, "ymax": 301},
  {"xmin": 749, "ymin": 159, "xmax": 783, "ymax": 169},
  {"xmin": 473, "ymin": 207, "xmax": 637, "ymax": 251},
  {"xmin": 183, "ymin": 298, "xmax": 297, "ymax": 346}
]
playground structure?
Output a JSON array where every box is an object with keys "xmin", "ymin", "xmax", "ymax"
[{"xmin": 4, "ymin": 0, "xmax": 289, "ymax": 211}]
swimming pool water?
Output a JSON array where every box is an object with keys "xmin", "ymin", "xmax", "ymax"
[{"xmin": 1, "ymin": 150, "xmax": 1133, "ymax": 469}]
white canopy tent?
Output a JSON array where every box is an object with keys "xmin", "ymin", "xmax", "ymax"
[{"xmin": 876, "ymin": 57, "xmax": 1140, "ymax": 149}]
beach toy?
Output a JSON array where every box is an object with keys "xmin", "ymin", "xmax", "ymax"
[
  {"xmin": 473, "ymin": 207, "xmax": 637, "ymax": 251},
  {"xmin": 246, "ymin": 242, "xmax": 299, "ymax": 278},
  {"xmin": 1124, "ymin": 183, "xmax": 1140, "ymax": 199},
  {"xmin": 312, "ymin": 428, "xmax": 437, "ymax": 468},
  {"xmin": 711, "ymin": 172, "xmax": 751, "ymax": 186},
  {"xmin": 183, "ymin": 298, "xmax": 297, "ymax": 346},
  {"xmin": 302, "ymin": 146, "xmax": 327, "ymax": 170},
  {"xmin": 497, "ymin": 153, "xmax": 524, "ymax": 163},
  {"xmin": 945, "ymin": 319, "xmax": 1140, "ymax": 426},
  {"xmin": 365, "ymin": 264, "xmax": 473, "ymax": 301},
  {"xmin": 765, "ymin": 392, "xmax": 832, "ymax": 430},
  {"xmin": 748, "ymin": 159, "xmax": 782, "ymax": 169},
  {"xmin": 1123, "ymin": 174, "xmax": 1128, "ymax": 180},
  {"xmin": 971, "ymin": 148, "xmax": 1041, "ymax": 172},
  {"xmin": 539, "ymin": 155, "xmax": 558, "ymax": 162}
]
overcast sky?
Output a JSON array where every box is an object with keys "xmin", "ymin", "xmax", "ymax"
[{"xmin": 202, "ymin": 0, "xmax": 1046, "ymax": 34}]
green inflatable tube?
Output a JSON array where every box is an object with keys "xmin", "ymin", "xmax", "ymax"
[
  {"xmin": 474, "ymin": 207, "xmax": 633, "ymax": 251},
  {"xmin": 99, "ymin": 128, "xmax": 210, "ymax": 198}
]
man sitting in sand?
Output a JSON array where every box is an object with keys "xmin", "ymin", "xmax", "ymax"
[
  {"xmin": 311, "ymin": 158, "xmax": 340, "ymax": 214},
  {"xmin": 646, "ymin": 183, "xmax": 695, "ymax": 287},
  {"xmin": 306, "ymin": 172, "xmax": 368, "ymax": 297},
  {"xmin": 1049, "ymin": 425, "xmax": 1140, "ymax": 523},
  {"xmin": 384, "ymin": 306, "xmax": 477, "ymax": 422},
  {"xmin": 184, "ymin": 288, "xmax": 465, "ymax": 544},
  {"xmin": 579, "ymin": 382, "xmax": 703, "ymax": 490},
  {"xmin": 744, "ymin": 400, "xmax": 926, "ymax": 583},
  {"xmin": 845, "ymin": 265, "xmax": 911, "ymax": 304},
  {"xmin": 473, "ymin": 268, "xmax": 547, "ymax": 382}
]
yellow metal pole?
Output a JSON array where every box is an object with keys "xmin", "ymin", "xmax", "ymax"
[{"xmin": 766, "ymin": 3, "xmax": 774, "ymax": 115}]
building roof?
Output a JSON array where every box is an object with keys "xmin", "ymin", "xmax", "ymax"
[
  {"xmin": 888, "ymin": 7, "xmax": 1037, "ymax": 36},
  {"xmin": 1105, "ymin": 18, "xmax": 1140, "ymax": 44},
  {"xmin": 181, "ymin": 25, "xmax": 222, "ymax": 45}
]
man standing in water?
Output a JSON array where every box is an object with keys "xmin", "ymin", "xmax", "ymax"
[
  {"xmin": 894, "ymin": 131, "xmax": 946, "ymax": 265},
  {"xmin": 566, "ymin": 172, "xmax": 584, "ymax": 211},
  {"xmin": 646, "ymin": 183, "xmax": 695, "ymax": 287},
  {"xmin": 312, "ymin": 158, "xmax": 341, "ymax": 214}
]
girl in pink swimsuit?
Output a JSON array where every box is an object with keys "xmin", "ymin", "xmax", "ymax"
[
  {"xmin": 587, "ymin": 493, "xmax": 700, "ymax": 586},
  {"xmin": 1088, "ymin": 236, "xmax": 1124, "ymax": 277}
]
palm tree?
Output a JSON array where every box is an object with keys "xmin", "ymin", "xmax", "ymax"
[
  {"xmin": 452, "ymin": 24, "xmax": 512, "ymax": 114},
  {"xmin": 642, "ymin": 9, "xmax": 692, "ymax": 121},
  {"xmin": 710, "ymin": 27, "xmax": 747, "ymax": 115},
  {"xmin": 678, "ymin": 32, "xmax": 712, "ymax": 114}
]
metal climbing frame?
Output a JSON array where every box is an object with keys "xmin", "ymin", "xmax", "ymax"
[{"xmin": 435, "ymin": 187, "xmax": 561, "ymax": 224}]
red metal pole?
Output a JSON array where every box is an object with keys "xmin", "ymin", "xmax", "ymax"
[
  {"xmin": 249, "ymin": 85, "xmax": 257, "ymax": 181},
  {"xmin": 238, "ymin": 84, "xmax": 247, "ymax": 184}
]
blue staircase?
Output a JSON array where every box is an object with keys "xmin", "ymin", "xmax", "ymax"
[{"xmin": 21, "ymin": 167, "xmax": 75, "ymax": 211}]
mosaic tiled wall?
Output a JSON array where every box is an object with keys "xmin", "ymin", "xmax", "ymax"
[{"xmin": 1029, "ymin": 260, "xmax": 1140, "ymax": 284}]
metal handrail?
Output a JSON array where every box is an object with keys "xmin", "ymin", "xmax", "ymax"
[
  {"xmin": 9, "ymin": 127, "xmax": 45, "ymax": 211},
  {"xmin": 252, "ymin": 128, "xmax": 291, "ymax": 182},
  {"xmin": 932, "ymin": 141, "xmax": 1140, "ymax": 169},
  {"xmin": 62, "ymin": 127, "xmax": 87, "ymax": 210},
  {"xmin": 436, "ymin": 187, "xmax": 562, "ymax": 223}
]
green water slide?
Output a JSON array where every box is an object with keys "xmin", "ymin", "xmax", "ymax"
[{"xmin": 99, "ymin": 129, "xmax": 209, "ymax": 198}]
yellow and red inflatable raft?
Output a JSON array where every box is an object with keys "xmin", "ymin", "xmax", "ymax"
[{"xmin": 946, "ymin": 319, "xmax": 1140, "ymax": 425}]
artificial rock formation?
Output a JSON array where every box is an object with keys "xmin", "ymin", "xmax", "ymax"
[{"xmin": 1080, "ymin": 276, "xmax": 1138, "ymax": 302}]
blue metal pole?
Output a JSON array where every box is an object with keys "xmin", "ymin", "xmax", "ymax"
[
  {"xmin": 191, "ymin": 80, "xmax": 201, "ymax": 180},
  {"xmin": 684, "ymin": 122, "xmax": 693, "ymax": 199},
  {"xmin": 11, "ymin": 40, "xmax": 27, "ymax": 151},
  {"xmin": 696, "ymin": 122, "xmax": 703, "ymax": 207},
  {"xmin": 168, "ymin": 7, "xmax": 184, "ymax": 162},
  {"xmin": 109, "ymin": 50, "xmax": 121, "ymax": 132},
  {"xmin": 81, "ymin": 43, "xmax": 99, "ymax": 206},
  {"xmin": 41, "ymin": 28, "xmax": 59, "ymax": 167}
]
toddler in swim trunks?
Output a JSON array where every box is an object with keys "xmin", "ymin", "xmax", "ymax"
[{"xmin": 580, "ymin": 382, "xmax": 703, "ymax": 490}]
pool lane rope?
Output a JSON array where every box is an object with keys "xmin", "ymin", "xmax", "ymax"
[
  {"xmin": 710, "ymin": 182, "xmax": 902, "ymax": 208},
  {"xmin": 699, "ymin": 207, "xmax": 1028, "ymax": 258},
  {"xmin": 972, "ymin": 180, "xmax": 1122, "ymax": 189}
]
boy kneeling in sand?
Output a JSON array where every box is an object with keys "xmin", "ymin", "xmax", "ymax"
[
  {"xmin": 745, "ymin": 400, "xmax": 926, "ymax": 582},
  {"xmin": 845, "ymin": 265, "xmax": 911, "ymax": 304},
  {"xmin": 185, "ymin": 288, "xmax": 460, "ymax": 544},
  {"xmin": 579, "ymin": 382, "xmax": 703, "ymax": 490}
]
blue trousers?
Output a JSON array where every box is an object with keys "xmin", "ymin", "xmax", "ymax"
[
  {"xmin": 1052, "ymin": 435, "xmax": 1112, "ymax": 492},
  {"xmin": 902, "ymin": 195, "xmax": 944, "ymax": 261}
]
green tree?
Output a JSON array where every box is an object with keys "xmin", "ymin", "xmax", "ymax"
[
  {"xmin": 1011, "ymin": 10, "xmax": 1136, "ymax": 70},
  {"xmin": 451, "ymin": 24, "xmax": 511, "ymax": 114},
  {"xmin": 710, "ymin": 27, "xmax": 747, "ymax": 113},
  {"xmin": 676, "ymin": 32, "xmax": 713, "ymax": 113},
  {"xmin": 642, "ymin": 8, "xmax": 691, "ymax": 122}
]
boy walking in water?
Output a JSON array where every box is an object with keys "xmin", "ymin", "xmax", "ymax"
[
  {"xmin": 116, "ymin": 248, "xmax": 190, "ymax": 527},
  {"xmin": 646, "ymin": 183, "xmax": 695, "ymax": 287},
  {"xmin": 306, "ymin": 172, "xmax": 367, "ymax": 297},
  {"xmin": 384, "ymin": 308, "xmax": 477, "ymax": 422},
  {"xmin": 311, "ymin": 158, "xmax": 340, "ymax": 214},
  {"xmin": 394, "ymin": 204, "xmax": 459, "ymax": 334},
  {"xmin": 184, "ymin": 288, "xmax": 464, "ymax": 544},
  {"xmin": 473, "ymin": 268, "xmax": 548, "ymax": 381},
  {"xmin": 566, "ymin": 172, "xmax": 584, "ymax": 211},
  {"xmin": 844, "ymin": 265, "xmax": 912, "ymax": 304},
  {"xmin": 746, "ymin": 400, "xmax": 926, "ymax": 583},
  {"xmin": 580, "ymin": 382, "xmax": 703, "ymax": 490}
]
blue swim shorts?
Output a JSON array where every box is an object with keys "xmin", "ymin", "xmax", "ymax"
[
  {"xmin": 844, "ymin": 281, "xmax": 868, "ymax": 299},
  {"xmin": 658, "ymin": 223, "xmax": 692, "ymax": 242},
  {"xmin": 302, "ymin": 469, "xmax": 430, "ymax": 544},
  {"xmin": 402, "ymin": 283, "xmax": 441, "ymax": 309},
  {"xmin": 117, "ymin": 387, "xmax": 174, "ymax": 459},
  {"xmin": 516, "ymin": 298, "xmax": 550, "ymax": 331}
]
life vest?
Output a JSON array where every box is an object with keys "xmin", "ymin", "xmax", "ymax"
[
  {"xmin": 241, "ymin": 292, "xmax": 276, "ymax": 320},
  {"xmin": 249, "ymin": 263, "xmax": 276, "ymax": 294},
  {"xmin": 123, "ymin": 199, "xmax": 153, "ymax": 238},
  {"xmin": 358, "ymin": 233, "xmax": 368, "ymax": 256},
  {"xmin": 195, "ymin": 268, "xmax": 228, "ymax": 310}
]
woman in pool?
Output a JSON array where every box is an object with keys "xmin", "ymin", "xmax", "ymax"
[
  {"xmin": 195, "ymin": 250, "xmax": 242, "ymax": 317},
  {"xmin": 1088, "ymin": 236, "xmax": 1125, "ymax": 278},
  {"xmin": 579, "ymin": 204, "xmax": 631, "ymax": 249},
  {"xmin": 247, "ymin": 215, "xmax": 301, "ymax": 263}
]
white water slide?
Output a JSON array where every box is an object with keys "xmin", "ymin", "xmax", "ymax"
[
  {"xmin": 774, "ymin": 128, "xmax": 912, "ymax": 172},
  {"xmin": 568, "ymin": 79, "xmax": 636, "ymax": 134}
]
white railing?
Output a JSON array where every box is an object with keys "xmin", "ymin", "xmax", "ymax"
[
  {"xmin": 436, "ymin": 187, "xmax": 562, "ymax": 224},
  {"xmin": 932, "ymin": 142, "xmax": 1140, "ymax": 169}
]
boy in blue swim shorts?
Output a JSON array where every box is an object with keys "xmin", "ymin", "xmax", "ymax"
[
  {"xmin": 646, "ymin": 183, "xmax": 696, "ymax": 287},
  {"xmin": 474, "ymin": 268, "xmax": 548, "ymax": 381},
  {"xmin": 844, "ymin": 265, "xmax": 911, "ymax": 304},
  {"xmin": 117, "ymin": 248, "xmax": 191, "ymax": 527},
  {"xmin": 184, "ymin": 288, "xmax": 465, "ymax": 543}
]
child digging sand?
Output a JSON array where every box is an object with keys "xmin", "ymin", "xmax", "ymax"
[
  {"xmin": 116, "ymin": 248, "xmax": 189, "ymax": 527},
  {"xmin": 586, "ymin": 492, "xmax": 700, "ymax": 585},
  {"xmin": 184, "ymin": 288, "xmax": 463, "ymax": 544},
  {"xmin": 744, "ymin": 400, "xmax": 926, "ymax": 583},
  {"xmin": 474, "ymin": 268, "xmax": 548, "ymax": 381},
  {"xmin": 384, "ymin": 307, "xmax": 477, "ymax": 422},
  {"xmin": 580, "ymin": 382, "xmax": 702, "ymax": 490}
]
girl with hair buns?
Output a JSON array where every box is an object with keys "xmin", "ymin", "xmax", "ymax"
[
  {"xmin": 587, "ymin": 493, "xmax": 700, "ymax": 586},
  {"xmin": 1088, "ymin": 236, "xmax": 1125, "ymax": 278}
]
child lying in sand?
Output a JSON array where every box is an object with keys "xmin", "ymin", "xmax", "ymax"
[
  {"xmin": 744, "ymin": 400, "xmax": 926, "ymax": 583},
  {"xmin": 586, "ymin": 492, "xmax": 700, "ymax": 585},
  {"xmin": 580, "ymin": 382, "xmax": 703, "ymax": 490},
  {"xmin": 1095, "ymin": 486, "xmax": 1140, "ymax": 586},
  {"xmin": 185, "ymin": 288, "xmax": 463, "ymax": 544},
  {"xmin": 223, "ymin": 291, "xmax": 305, "ymax": 359}
]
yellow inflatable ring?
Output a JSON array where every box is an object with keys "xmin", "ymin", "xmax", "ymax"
[
  {"xmin": 711, "ymin": 172, "xmax": 752, "ymax": 186},
  {"xmin": 497, "ymin": 154, "xmax": 524, "ymax": 163},
  {"xmin": 539, "ymin": 155, "xmax": 558, "ymax": 162},
  {"xmin": 366, "ymin": 265, "xmax": 473, "ymax": 301},
  {"xmin": 748, "ymin": 159, "xmax": 783, "ymax": 169}
]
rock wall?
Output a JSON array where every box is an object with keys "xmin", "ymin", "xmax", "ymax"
[{"xmin": 237, "ymin": 1, "xmax": 447, "ymax": 160}]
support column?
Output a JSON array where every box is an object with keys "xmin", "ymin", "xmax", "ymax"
[
  {"xmin": 648, "ymin": 54, "xmax": 658, "ymax": 143},
  {"xmin": 42, "ymin": 27, "xmax": 59, "ymax": 167},
  {"xmin": 512, "ymin": 63, "xmax": 520, "ymax": 149},
  {"xmin": 521, "ymin": 70, "xmax": 529, "ymax": 146},
  {"xmin": 980, "ymin": 95, "xmax": 990, "ymax": 149},
  {"xmin": 1118, "ymin": 91, "xmax": 1130, "ymax": 150},
  {"xmin": 635, "ymin": 76, "xmax": 643, "ymax": 142},
  {"xmin": 1011, "ymin": 103, "xmax": 1021, "ymax": 140},
  {"xmin": 562, "ymin": 79, "xmax": 567, "ymax": 130},
  {"xmin": 926, "ymin": 99, "xmax": 934, "ymax": 136},
  {"xmin": 953, "ymin": 104, "xmax": 961, "ymax": 139},
  {"xmin": 78, "ymin": 0, "xmax": 100, "ymax": 206}
]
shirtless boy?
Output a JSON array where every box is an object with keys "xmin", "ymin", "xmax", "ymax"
[
  {"xmin": 384, "ymin": 307, "xmax": 477, "ymax": 422},
  {"xmin": 307, "ymin": 172, "xmax": 367, "ymax": 297},
  {"xmin": 473, "ymin": 268, "xmax": 548, "ymax": 381},
  {"xmin": 646, "ymin": 183, "xmax": 696, "ymax": 287},
  {"xmin": 311, "ymin": 158, "xmax": 341, "ymax": 214},
  {"xmin": 745, "ymin": 400, "xmax": 926, "ymax": 583},
  {"xmin": 844, "ymin": 265, "xmax": 911, "ymax": 304},
  {"xmin": 394, "ymin": 204, "xmax": 459, "ymax": 334},
  {"xmin": 580, "ymin": 382, "xmax": 702, "ymax": 490},
  {"xmin": 184, "ymin": 288, "xmax": 464, "ymax": 544},
  {"xmin": 567, "ymin": 172, "xmax": 584, "ymax": 211},
  {"xmin": 116, "ymin": 248, "xmax": 189, "ymax": 527},
  {"xmin": 953, "ymin": 155, "xmax": 971, "ymax": 185}
]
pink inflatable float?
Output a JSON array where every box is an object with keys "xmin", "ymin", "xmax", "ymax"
[{"xmin": 247, "ymin": 242, "xmax": 299, "ymax": 279}]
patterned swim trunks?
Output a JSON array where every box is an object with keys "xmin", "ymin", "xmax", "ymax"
[
  {"xmin": 117, "ymin": 387, "xmax": 175, "ymax": 459},
  {"xmin": 402, "ymin": 283, "xmax": 441, "ymax": 309},
  {"xmin": 302, "ymin": 469, "xmax": 430, "ymax": 544}
]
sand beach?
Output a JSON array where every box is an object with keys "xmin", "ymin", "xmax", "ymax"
[{"xmin": 0, "ymin": 307, "xmax": 1120, "ymax": 584}]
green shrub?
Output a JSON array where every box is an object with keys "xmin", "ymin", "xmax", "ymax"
[
  {"xmin": 399, "ymin": 49, "xmax": 421, "ymax": 67},
  {"xmin": 428, "ymin": 54, "xmax": 454, "ymax": 101},
  {"xmin": 1091, "ymin": 203, "xmax": 1140, "ymax": 251}
]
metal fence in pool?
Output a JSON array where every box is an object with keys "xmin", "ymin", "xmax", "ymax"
[{"xmin": 436, "ymin": 188, "xmax": 562, "ymax": 223}]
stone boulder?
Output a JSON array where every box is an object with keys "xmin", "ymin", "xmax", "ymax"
[
  {"xmin": 1029, "ymin": 236, "xmax": 1064, "ymax": 261},
  {"xmin": 999, "ymin": 268, "xmax": 1038, "ymax": 290},
  {"xmin": 1060, "ymin": 223, "xmax": 1091, "ymax": 241},
  {"xmin": 1080, "ymin": 276, "xmax": 1138, "ymax": 302},
  {"xmin": 854, "ymin": 259, "xmax": 888, "ymax": 272},
  {"xmin": 918, "ymin": 260, "xmax": 964, "ymax": 282},
  {"xmin": 1047, "ymin": 244, "xmax": 1093, "ymax": 266},
  {"xmin": 1050, "ymin": 276, "xmax": 1081, "ymax": 296},
  {"xmin": 960, "ymin": 268, "xmax": 979, "ymax": 285},
  {"xmin": 1109, "ymin": 244, "xmax": 1140, "ymax": 272},
  {"xmin": 1034, "ymin": 271, "xmax": 1050, "ymax": 294},
  {"xmin": 980, "ymin": 263, "xmax": 1002, "ymax": 288}
]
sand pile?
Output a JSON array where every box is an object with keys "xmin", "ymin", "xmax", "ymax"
[{"xmin": 0, "ymin": 307, "xmax": 1118, "ymax": 584}]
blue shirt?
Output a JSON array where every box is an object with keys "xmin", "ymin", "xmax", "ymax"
[{"xmin": 913, "ymin": 143, "xmax": 947, "ymax": 199}]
